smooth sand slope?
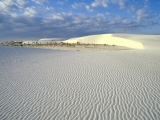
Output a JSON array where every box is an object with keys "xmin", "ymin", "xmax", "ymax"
[
  {"xmin": 112, "ymin": 34, "xmax": 160, "ymax": 49},
  {"xmin": 63, "ymin": 34, "xmax": 160, "ymax": 50},
  {"xmin": 0, "ymin": 42, "xmax": 160, "ymax": 120},
  {"xmin": 63, "ymin": 34, "xmax": 144, "ymax": 49}
]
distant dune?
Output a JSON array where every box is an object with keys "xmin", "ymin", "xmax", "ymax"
[
  {"xmin": 38, "ymin": 38, "xmax": 64, "ymax": 43},
  {"xmin": 63, "ymin": 34, "xmax": 160, "ymax": 49}
]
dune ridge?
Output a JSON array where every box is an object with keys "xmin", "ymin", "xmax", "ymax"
[
  {"xmin": 0, "ymin": 46, "xmax": 160, "ymax": 120},
  {"xmin": 63, "ymin": 34, "xmax": 144, "ymax": 49}
]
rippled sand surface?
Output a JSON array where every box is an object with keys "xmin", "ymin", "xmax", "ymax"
[{"xmin": 0, "ymin": 46, "xmax": 160, "ymax": 120}]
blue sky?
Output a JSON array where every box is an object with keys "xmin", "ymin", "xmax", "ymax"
[{"xmin": 0, "ymin": 0, "xmax": 160, "ymax": 41}]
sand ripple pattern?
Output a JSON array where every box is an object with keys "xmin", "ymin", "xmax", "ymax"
[{"xmin": 0, "ymin": 46, "xmax": 160, "ymax": 120}]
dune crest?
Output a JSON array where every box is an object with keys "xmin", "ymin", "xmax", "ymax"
[{"xmin": 64, "ymin": 34, "xmax": 144, "ymax": 49}]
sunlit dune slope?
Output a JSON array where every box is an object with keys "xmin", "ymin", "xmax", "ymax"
[
  {"xmin": 112, "ymin": 34, "xmax": 160, "ymax": 49},
  {"xmin": 63, "ymin": 34, "xmax": 144, "ymax": 49},
  {"xmin": 64, "ymin": 34, "xmax": 160, "ymax": 49}
]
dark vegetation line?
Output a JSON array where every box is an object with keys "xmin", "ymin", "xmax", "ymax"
[{"xmin": 0, "ymin": 41, "xmax": 116, "ymax": 48}]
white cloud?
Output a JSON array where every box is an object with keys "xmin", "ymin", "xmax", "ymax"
[
  {"xmin": 10, "ymin": 13, "xmax": 18, "ymax": 17},
  {"xmin": 32, "ymin": 0, "xmax": 48, "ymax": 4},
  {"xmin": 52, "ymin": 13, "xmax": 64, "ymax": 20},
  {"xmin": 72, "ymin": 3, "xmax": 84, "ymax": 9},
  {"xmin": 72, "ymin": 3, "xmax": 93, "ymax": 12},
  {"xmin": 115, "ymin": 15, "xmax": 122, "ymax": 21},
  {"xmin": 106, "ymin": 12, "xmax": 110, "ymax": 15},
  {"xmin": 85, "ymin": 5, "xmax": 93, "ymax": 12},
  {"xmin": 72, "ymin": 15, "xmax": 85, "ymax": 24},
  {"xmin": 45, "ymin": 6, "xmax": 54, "ymax": 11},
  {"xmin": 91, "ymin": 0, "xmax": 109, "ymax": 7},
  {"xmin": 0, "ymin": 0, "xmax": 14, "ymax": 13},
  {"xmin": 0, "ymin": 0, "xmax": 27, "ymax": 13},
  {"xmin": 16, "ymin": 0, "xmax": 26, "ymax": 7},
  {"xmin": 96, "ymin": 13, "xmax": 105, "ymax": 21},
  {"xmin": 91, "ymin": 0, "xmax": 127, "ymax": 9},
  {"xmin": 97, "ymin": 13, "xmax": 105, "ymax": 17},
  {"xmin": 61, "ymin": 12, "xmax": 73, "ymax": 16},
  {"xmin": 116, "ymin": 0, "xmax": 127, "ymax": 9},
  {"xmin": 23, "ymin": 7, "xmax": 37, "ymax": 17},
  {"xmin": 0, "ymin": 0, "xmax": 51, "ymax": 17},
  {"xmin": 129, "ymin": 5, "xmax": 135, "ymax": 11},
  {"xmin": 136, "ymin": 9, "xmax": 149, "ymax": 21},
  {"xmin": 57, "ymin": 1, "xmax": 64, "ymax": 5},
  {"xmin": 123, "ymin": 19, "xmax": 130, "ymax": 24}
]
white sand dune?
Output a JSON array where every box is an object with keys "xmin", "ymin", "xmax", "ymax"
[
  {"xmin": 63, "ymin": 34, "xmax": 160, "ymax": 50},
  {"xmin": 0, "ymin": 39, "xmax": 160, "ymax": 120},
  {"xmin": 22, "ymin": 41, "xmax": 37, "ymax": 44},
  {"xmin": 112, "ymin": 34, "xmax": 160, "ymax": 49},
  {"xmin": 38, "ymin": 38, "xmax": 64, "ymax": 44},
  {"xmin": 38, "ymin": 38, "xmax": 64, "ymax": 41}
]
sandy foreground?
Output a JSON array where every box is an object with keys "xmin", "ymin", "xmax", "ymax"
[{"xmin": 0, "ymin": 34, "xmax": 160, "ymax": 120}]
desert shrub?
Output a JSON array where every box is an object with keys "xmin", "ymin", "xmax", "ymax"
[
  {"xmin": 53, "ymin": 42, "xmax": 57, "ymax": 46},
  {"xmin": 77, "ymin": 42, "xmax": 80, "ymax": 45}
]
